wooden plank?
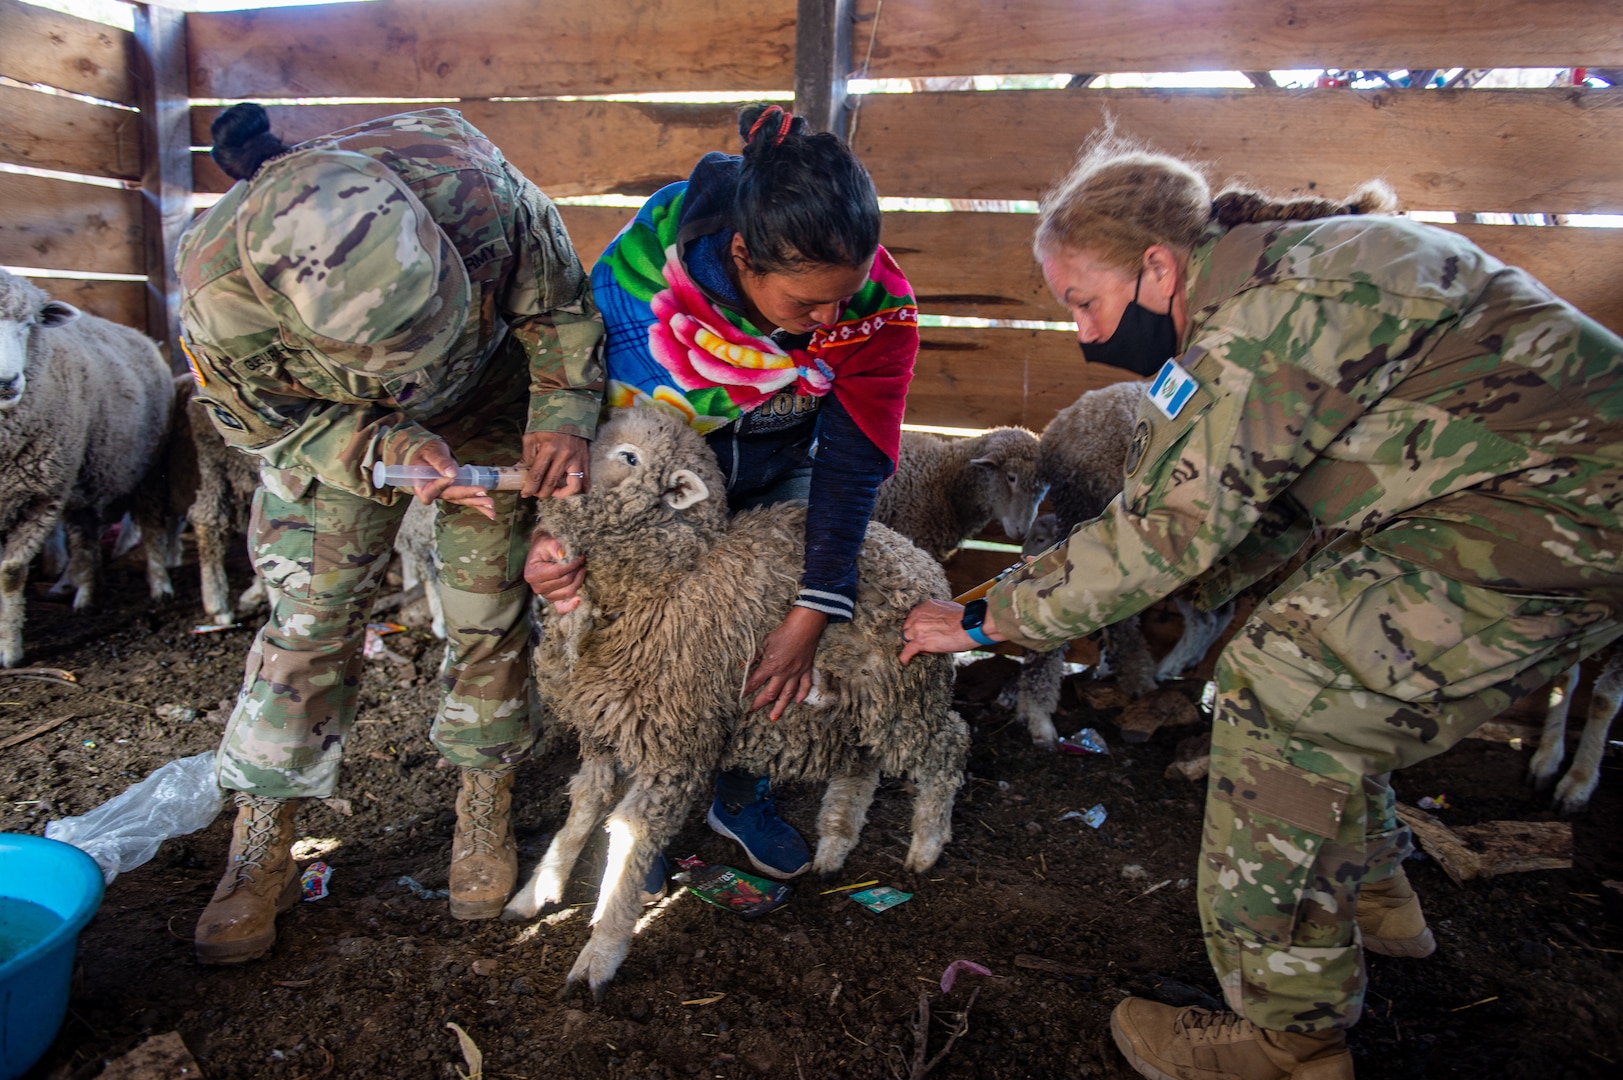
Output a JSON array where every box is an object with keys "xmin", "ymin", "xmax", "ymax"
[
  {"xmin": 0, "ymin": 0, "xmax": 135, "ymax": 104},
  {"xmin": 134, "ymin": 4, "xmax": 193, "ymax": 365},
  {"xmin": 905, "ymin": 326, "xmax": 1128, "ymax": 431},
  {"xmin": 852, "ymin": 0, "xmax": 1623, "ymax": 79},
  {"xmin": 883, "ymin": 210, "xmax": 1050, "ymax": 320},
  {"xmin": 853, "ymin": 88, "xmax": 1623, "ymax": 214},
  {"xmin": 557, "ymin": 205, "xmax": 636, "ymax": 268},
  {"xmin": 190, "ymin": 100, "xmax": 743, "ymax": 198},
  {"xmin": 22, "ymin": 277, "xmax": 147, "ymax": 331},
  {"xmin": 0, "ymin": 171, "xmax": 142, "ymax": 275},
  {"xmin": 885, "ymin": 211, "xmax": 1623, "ymax": 334},
  {"xmin": 187, "ymin": 0, "xmax": 796, "ymax": 100},
  {"xmin": 796, "ymin": 0, "xmax": 854, "ymax": 135},
  {"xmin": 0, "ymin": 83, "xmax": 141, "ymax": 179}
]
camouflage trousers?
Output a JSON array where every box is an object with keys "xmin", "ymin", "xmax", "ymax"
[
  {"xmin": 216, "ymin": 422, "xmax": 537, "ymax": 800},
  {"xmin": 1200, "ymin": 535, "xmax": 1622, "ymax": 1033}
]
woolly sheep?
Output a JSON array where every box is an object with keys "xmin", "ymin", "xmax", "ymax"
[
  {"xmin": 872, "ymin": 426, "xmax": 1044, "ymax": 560},
  {"xmin": 1014, "ymin": 380, "xmax": 1233, "ymax": 747},
  {"xmin": 392, "ymin": 497, "xmax": 444, "ymax": 638},
  {"xmin": 0, "ymin": 269, "xmax": 173, "ymax": 667},
  {"xmin": 1529, "ymin": 645, "xmax": 1623, "ymax": 813},
  {"xmin": 503, "ymin": 406, "xmax": 968, "ymax": 999},
  {"xmin": 155, "ymin": 376, "xmax": 264, "ymax": 626}
]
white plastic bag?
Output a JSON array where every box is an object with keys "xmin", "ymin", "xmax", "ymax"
[{"xmin": 46, "ymin": 751, "xmax": 224, "ymax": 883}]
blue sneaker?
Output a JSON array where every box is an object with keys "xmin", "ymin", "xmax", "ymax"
[
  {"xmin": 707, "ymin": 794, "xmax": 811, "ymax": 879},
  {"xmin": 640, "ymin": 851, "xmax": 668, "ymax": 906}
]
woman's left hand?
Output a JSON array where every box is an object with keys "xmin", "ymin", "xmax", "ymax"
[
  {"xmin": 744, "ymin": 605, "xmax": 829, "ymax": 721},
  {"xmin": 900, "ymin": 599, "xmax": 992, "ymax": 664},
  {"xmin": 523, "ymin": 431, "xmax": 589, "ymax": 499}
]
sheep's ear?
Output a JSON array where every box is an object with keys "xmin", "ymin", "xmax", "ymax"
[
  {"xmin": 969, "ymin": 456, "xmax": 998, "ymax": 470},
  {"xmin": 36, "ymin": 301, "xmax": 79, "ymax": 328},
  {"xmin": 664, "ymin": 468, "xmax": 710, "ymax": 510}
]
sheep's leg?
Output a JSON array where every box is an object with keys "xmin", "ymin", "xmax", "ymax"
[
  {"xmin": 810, "ymin": 766, "xmax": 881, "ymax": 876},
  {"xmin": 1554, "ymin": 655, "xmax": 1623, "ymax": 813},
  {"xmin": 1103, "ymin": 615, "xmax": 1158, "ymax": 699},
  {"xmin": 1157, "ymin": 598, "xmax": 1236, "ymax": 682},
  {"xmin": 62, "ymin": 510, "xmax": 100, "ymax": 612},
  {"xmin": 194, "ymin": 511, "xmax": 236, "ymax": 625},
  {"xmin": 0, "ymin": 501, "xmax": 64, "ymax": 667},
  {"xmin": 504, "ymin": 750, "xmax": 617, "ymax": 919},
  {"xmin": 1017, "ymin": 647, "xmax": 1067, "ymax": 749},
  {"xmin": 903, "ymin": 759, "xmax": 963, "ymax": 873},
  {"xmin": 564, "ymin": 774, "xmax": 698, "ymax": 1001},
  {"xmin": 1528, "ymin": 663, "xmax": 1579, "ymax": 790},
  {"xmin": 236, "ymin": 575, "xmax": 267, "ymax": 617}
]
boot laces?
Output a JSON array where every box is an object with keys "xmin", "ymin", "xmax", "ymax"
[
  {"xmin": 228, "ymin": 793, "xmax": 287, "ymax": 886},
  {"xmin": 1174, "ymin": 1008, "xmax": 1254, "ymax": 1041},
  {"xmin": 461, "ymin": 769, "xmax": 506, "ymax": 855}
]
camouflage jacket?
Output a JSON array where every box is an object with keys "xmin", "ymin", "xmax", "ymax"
[
  {"xmin": 991, "ymin": 216, "xmax": 1623, "ymax": 649},
  {"xmin": 177, "ymin": 109, "xmax": 605, "ymax": 501}
]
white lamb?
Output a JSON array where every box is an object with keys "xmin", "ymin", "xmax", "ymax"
[
  {"xmin": 0, "ymin": 269, "xmax": 173, "ymax": 667},
  {"xmin": 1528, "ymin": 645, "xmax": 1623, "ymax": 813},
  {"xmin": 872, "ymin": 426, "xmax": 1045, "ymax": 559},
  {"xmin": 503, "ymin": 407, "xmax": 968, "ymax": 999}
]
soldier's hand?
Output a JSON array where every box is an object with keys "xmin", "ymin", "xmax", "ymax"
[
  {"xmin": 522, "ymin": 431, "xmax": 589, "ymax": 499},
  {"xmin": 409, "ymin": 441, "xmax": 496, "ymax": 520},
  {"xmin": 525, "ymin": 529, "xmax": 586, "ymax": 612}
]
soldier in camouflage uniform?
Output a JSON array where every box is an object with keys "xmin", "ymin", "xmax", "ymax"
[
  {"xmin": 176, "ymin": 105, "xmax": 603, "ymax": 963},
  {"xmin": 901, "ymin": 133, "xmax": 1623, "ymax": 1079}
]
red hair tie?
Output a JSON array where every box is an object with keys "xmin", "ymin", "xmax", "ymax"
[{"xmin": 747, "ymin": 105, "xmax": 794, "ymax": 147}]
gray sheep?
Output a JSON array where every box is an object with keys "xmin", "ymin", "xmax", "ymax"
[
  {"xmin": 0, "ymin": 269, "xmax": 173, "ymax": 668},
  {"xmin": 872, "ymin": 426, "xmax": 1044, "ymax": 560},
  {"xmin": 502, "ymin": 406, "xmax": 968, "ymax": 999},
  {"xmin": 1015, "ymin": 380, "xmax": 1232, "ymax": 747}
]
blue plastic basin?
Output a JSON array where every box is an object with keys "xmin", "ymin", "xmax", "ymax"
[{"xmin": 0, "ymin": 833, "xmax": 104, "ymax": 1080}]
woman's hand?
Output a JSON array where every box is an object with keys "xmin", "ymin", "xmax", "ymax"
[
  {"xmin": 523, "ymin": 431, "xmax": 589, "ymax": 499},
  {"xmin": 899, "ymin": 599, "xmax": 1000, "ymax": 664},
  {"xmin": 410, "ymin": 440, "xmax": 495, "ymax": 520},
  {"xmin": 744, "ymin": 605, "xmax": 829, "ymax": 721},
  {"xmin": 524, "ymin": 529, "xmax": 586, "ymax": 612}
]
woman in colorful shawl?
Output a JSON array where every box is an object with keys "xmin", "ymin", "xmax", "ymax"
[{"xmin": 526, "ymin": 104, "xmax": 919, "ymax": 882}]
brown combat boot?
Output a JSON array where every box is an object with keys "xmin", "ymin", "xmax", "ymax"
[
  {"xmin": 1111, "ymin": 998, "xmax": 1354, "ymax": 1080},
  {"xmin": 1355, "ymin": 866, "xmax": 1436, "ymax": 958},
  {"xmin": 194, "ymin": 793, "xmax": 301, "ymax": 965},
  {"xmin": 449, "ymin": 767, "xmax": 517, "ymax": 920}
]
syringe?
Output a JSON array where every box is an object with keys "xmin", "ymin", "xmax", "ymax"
[{"xmin": 370, "ymin": 462, "xmax": 528, "ymax": 491}]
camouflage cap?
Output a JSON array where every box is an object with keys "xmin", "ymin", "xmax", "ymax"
[{"xmin": 234, "ymin": 147, "xmax": 469, "ymax": 376}]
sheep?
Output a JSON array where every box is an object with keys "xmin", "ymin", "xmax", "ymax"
[
  {"xmin": 872, "ymin": 426, "xmax": 1044, "ymax": 560},
  {"xmin": 392, "ymin": 497, "xmax": 444, "ymax": 638},
  {"xmin": 1528, "ymin": 645, "xmax": 1623, "ymax": 813},
  {"xmin": 1013, "ymin": 380, "xmax": 1234, "ymax": 747},
  {"xmin": 502, "ymin": 406, "xmax": 968, "ymax": 999},
  {"xmin": 0, "ymin": 269, "xmax": 173, "ymax": 668}
]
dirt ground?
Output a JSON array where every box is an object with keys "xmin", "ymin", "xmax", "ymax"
[{"xmin": 4, "ymin": 542, "xmax": 1622, "ymax": 1080}]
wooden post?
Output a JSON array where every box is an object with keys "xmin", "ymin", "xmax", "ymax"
[
  {"xmin": 795, "ymin": 0, "xmax": 853, "ymax": 135},
  {"xmin": 132, "ymin": 2, "xmax": 192, "ymax": 370}
]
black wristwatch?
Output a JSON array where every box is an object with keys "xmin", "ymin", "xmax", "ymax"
[{"xmin": 960, "ymin": 599, "xmax": 994, "ymax": 646}]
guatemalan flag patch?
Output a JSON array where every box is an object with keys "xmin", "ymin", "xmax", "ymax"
[{"xmin": 1148, "ymin": 358, "xmax": 1197, "ymax": 420}]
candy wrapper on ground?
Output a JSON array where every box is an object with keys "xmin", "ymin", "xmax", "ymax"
[
  {"xmin": 673, "ymin": 856, "xmax": 791, "ymax": 918},
  {"xmin": 848, "ymin": 886, "xmax": 912, "ymax": 913},
  {"xmin": 1057, "ymin": 727, "xmax": 1109, "ymax": 755},
  {"xmin": 301, "ymin": 860, "xmax": 332, "ymax": 901}
]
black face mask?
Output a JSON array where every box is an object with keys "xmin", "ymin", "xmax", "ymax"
[{"xmin": 1079, "ymin": 272, "xmax": 1179, "ymax": 377}]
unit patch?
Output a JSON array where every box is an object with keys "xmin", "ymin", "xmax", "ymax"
[{"xmin": 1124, "ymin": 418, "xmax": 1152, "ymax": 478}]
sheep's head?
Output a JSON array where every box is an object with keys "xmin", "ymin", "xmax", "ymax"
[
  {"xmin": 0, "ymin": 269, "xmax": 79, "ymax": 412},
  {"xmin": 536, "ymin": 406, "xmax": 729, "ymax": 576},
  {"xmin": 969, "ymin": 426, "xmax": 1046, "ymax": 542}
]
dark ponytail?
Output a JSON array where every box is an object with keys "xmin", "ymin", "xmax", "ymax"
[
  {"xmin": 732, "ymin": 103, "xmax": 880, "ymax": 275},
  {"xmin": 210, "ymin": 102, "xmax": 289, "ymax": 182}
]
